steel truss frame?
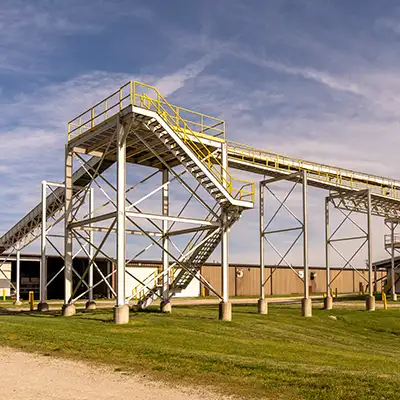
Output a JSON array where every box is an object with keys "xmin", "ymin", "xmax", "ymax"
[
  {"xmin": 259, "ymin": 171, "xmax": 310, "ymax": 316},
  {"xmin": 325, "ymin": 189, "xmax": 375, "ymax": 310},
  {"xmin": 0, "ymin": 180, "xmax": 88, "ymax": 306},
  {"xmin": 63, "ymin": 117, "xmax": 231, "ymax": 322},
  {"xmin": 384, "ymin": 217, "xmax": 400, "ymax": 300},
  {"xmin": 38, "ymin": 180, "xmax": 94, "ymax": 310}
]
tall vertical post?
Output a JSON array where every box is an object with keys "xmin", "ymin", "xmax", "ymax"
[
  {"xmin": 219, "ymin": 142, "xmax": 232, "ymax": 321},
  {"xmin": 301, "ymin": 171, "xmax": 312, "ymax": 317},
  {"xmin": 14, "ymin": 247, "xmax": 22, "ymax": 305},
  {"xmin": 63, "ymin": 148, "xmax": 75, "ymax": 316},
  {"xmin": 258, "ymin": 182, "xmax": 268, "ymax": 314},
  {"xmin": 114, "ymin": 119, "xmax": 129, "ymax": 324},
  {"xmin": 86, "ymin": 188, "xmax": 96, "ymax": 310},
  {"xmin": 366, "ymin": 190, "xmax": 375, "ymax": 311},
  {"xmin": 324, "ymin": 197, "xmax": 333, "ymax": 310},
  {"xmin": 38, "ymin": 181, "xmax": 49, "ymax": 311},
  {"xmin": 161, "ymin": 168, "xmax": 171, "ymax": 313},
  {"xmin": 391, "ymin": 222, "xmax": 397, "ymax": 300}
]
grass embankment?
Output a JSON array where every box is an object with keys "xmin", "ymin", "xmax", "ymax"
[{"xmin": 0, "ymin": 304, "xmax": 400, "ymax": 399}]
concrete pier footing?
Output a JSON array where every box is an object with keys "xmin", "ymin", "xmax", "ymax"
[
  {"xmin": 160, "ymin": 301, "xmax": 172, "ymax": 313},
  {"xmin": 14, "ymin": 301, "xmax": 23, "ymax": 306},
  {"xmin": 366, "ymin": 295, "xmax": 376, "ymax": 311},
  {"xmin": 37, "ymin": 302, "xmax": 49, "ymax": 312},
  {"xmin": 257, "ymin": 298, "xmax": 268, "ymax": 314},
  {"xmin": 85, "ymin": 301, "xmax": 96, "ymax": 310},
  {"xmin": 62, "ymin": 303, "xmax": 76, "ymax": 317},
  {"xmin": 301, "ymin": 298, "xmax": 312, "ymax": 317},
  {"xmin": 323, "ymin": 296, "xmax": 333, "ymax": 310},
  {"xmin": 114, "ymin": 304, "xmax": 129, "ymax": 324},
  {"xmin": 219, "ymin": 301, "xmax": 232, "ymax": 321},
  {"xmin": 393, "ymin": 293, "xmax": 398, "ymax": 301}
]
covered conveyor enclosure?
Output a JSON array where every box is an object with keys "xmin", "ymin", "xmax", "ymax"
[{"xmin": 1, "ymin": 81, "xmax": 400, "ymax": 322}]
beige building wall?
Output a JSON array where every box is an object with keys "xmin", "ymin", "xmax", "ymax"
[{"xmin": 200, "ymin": 265, "xmax": 387, "ymax": 297}]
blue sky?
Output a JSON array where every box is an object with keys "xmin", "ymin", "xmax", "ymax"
[{"xmin": 1, "ymin": 0, "xmax": 400, "ymax": 265}]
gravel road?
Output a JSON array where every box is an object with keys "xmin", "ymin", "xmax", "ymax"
[{"xmin": 0, "ymin": 347, "xmax": 228, "ymax": 400}]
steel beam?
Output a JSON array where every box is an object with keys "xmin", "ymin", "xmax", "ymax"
[
  {"xmin": 116, "ymin": 121, "xmax": 126, "ymax": 307},
  {"xmin": 161, "ymin": 168, "xmax": 170, "ymax": 310},
  {"xmin": 40, "ymin": 181, "xmax": 47, "ymax": 306},
  {"xmin": 63, "ymin": 147, "xmax": 75, "ymax": 316}
]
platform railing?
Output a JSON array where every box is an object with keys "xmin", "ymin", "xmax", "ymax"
[
  {"xmin": 227, "ymin": 141, "xmax": 400, "ymax": 201},
  {"xmin": 67, "ymin": 81, "xmax": 255, "ymax": 203}
]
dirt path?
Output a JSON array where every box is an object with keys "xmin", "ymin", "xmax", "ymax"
[{"xmin": 0, "ymin": 347, "xmax": 228, "ymax": 400}]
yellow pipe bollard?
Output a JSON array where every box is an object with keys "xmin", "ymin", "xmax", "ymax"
[
  {"xmin": 2, "ymin": 289, "xmax": 6, "ymax": 301},
  {"xmin": 383, "ymin": 292, "xmax": 388, "ymax": 310},
  {"xmin": 29, "ymin": 291, "xmax": 34, "ymax": 311}
]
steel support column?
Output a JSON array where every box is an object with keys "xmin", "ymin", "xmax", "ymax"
[
  {"xmin": 390, "ymin": 222, "xmax": 397, "ymax": 300},
  {"xmin": 62, "ymin": 147, "xmax": 75, "ymax": 316},
  {"xmin": 324, "ymin": 197, "xmax": 332, "ymax": 310},
  {"xmin": 14, "ymin": 248, "xmax": 21, "ymax": 305},
  {"xmin": 219, "ymin": 142, "xmax": 231, "ymax": 321},
  {"xmin": 38, "ymin": 181, "xmax": 49, "ymax": 311},
  {"xmin": 258, "ymin": 181, "xmax": 268, "ymax": 314},
  {"xmin": 161, "ymin": 168, "xmax": 171, "ymax": 313},
  {"xmin": 366, "ymin": 189, "xmax": 375, "ymax": 310},
  {"xmin": 114, "ymin": 119, "xmax": 129, "ymax": 324},
  {"xmin": 86, "ymin": 187, "xmax": 96, "ymax": 310},
  {"xmin": 301, "ymin": 171, "xmax": 312, "ymax": 317}
]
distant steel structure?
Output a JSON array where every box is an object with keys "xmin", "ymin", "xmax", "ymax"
[{"xmin": 1, "ymin": 81, "xmax": 400, "ymax": 322}]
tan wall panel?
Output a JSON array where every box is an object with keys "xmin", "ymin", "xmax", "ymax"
[{"xmin": 201, "ymin": 265, "xmax": 374, "ymax": 297}]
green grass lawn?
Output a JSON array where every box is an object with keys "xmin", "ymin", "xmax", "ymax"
[{"xmin": 0, "ymin": 304, "xmax": 400, "ymax": 399}]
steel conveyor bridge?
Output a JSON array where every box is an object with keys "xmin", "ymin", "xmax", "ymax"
[
  {"xmin": 2, "ymin": 138, "xmax": 400, "ymax": 255},
  {"xmin": 0, "ymin": 80, "xmax": 399, "ymax": 318}
]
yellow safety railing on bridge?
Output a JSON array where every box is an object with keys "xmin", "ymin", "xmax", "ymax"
[
  {"xmin": 67, "ymin": 81, "xmax": 255, "ymax": 203},
  {"xmin": 227, "ymin": 141, "xmax": 400, "ymax": 202}
]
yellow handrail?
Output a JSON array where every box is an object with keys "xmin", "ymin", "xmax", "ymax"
[
  {"xmin": 227, "ymin": 140, "xmax": 400, "ymax": 201},
  {"xmin": 67, "ymin": 80, "xmax": 255, "ymax": 203}
]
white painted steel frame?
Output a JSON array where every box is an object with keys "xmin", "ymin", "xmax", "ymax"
[
  {"xmin": 259, "ymin": 172, "xmax": 309, "ymax": 311},
  {"xmin": 325, "ymin": 190, "xmax": 373, "ymax": 302}
]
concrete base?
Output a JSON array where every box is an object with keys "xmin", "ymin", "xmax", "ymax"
[
  {"xmin": 160, "ymin": 300, "xmax": 172, "ymax": 313},
  {"xmin": 219, "ymin": 301, "xmax": 232, "ymax": 321},
  {"xmin": 114, "ymin": 304, "xmax": 130, "ymax": 324},
  {"xmin": 301, "ymin": 298, "xmax": 312, "ymax": 317},
  {"xmin": 62, "ymin": 303, "xmax": 76, "ymax": 317},
  {"xmin": 85, "ymin": 301, "xmax": 96, "ymax": 310},
  {"xmin": 323, "ymin": 296, "xmax": 333, "ymax": 310},
  {"xmin": 13, "ymin": 300, "xmax": 23, "ymax": 306},
  {"xmin": 393, "ymin": 293, "xmax": 398, "ymax": 301},
  {"xmin": 366, "ymin": 295, "xmax": 376, "ymax": 311},
  {"xmin": 257, "ymin": 298, "xmax": 268, "ymax": 314},
  {"xmin": 37, "ymin": 302, "xmax": 49, "ymax": 312}
]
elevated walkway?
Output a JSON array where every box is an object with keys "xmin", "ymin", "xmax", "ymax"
[{"xmin": 1, "ymin": 80, "xmax": 400, "ymax": 309}]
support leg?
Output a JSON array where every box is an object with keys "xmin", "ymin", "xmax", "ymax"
[
  {"xmin": 38, "ymin": 181, "xmax": 49, "ymax": 312},
  {"xmin": 391, "ymin": 222, "xmax": 397, "ymax": 301},
  {"xmin": 14, "ymin": 248, "xmax": 22, "ymax": 306},
  {"xmin": 366, "ymin": 190, "xmax": 375, "ymax": 311},
  {"xmin": 86, "ymin": 188, "xmax": 96, "ymax": 310},
  {"xmin": 324, "ymin": 197, "xmax": 332, "ymax": 310},
  {"xmin": 302, "ymin": 171, "xmax": 312, "ymax": 317},
  {"xmin": 160, "ymin": 168, "xmax": 171, "ymax": 313},
  {"xmin": 258, "ymin": 182, "xmax": 268, "ymax": 314},
  {"xmin": 219, "ymin": 143, "xmax": 231, "ymax": 321},
  {"xmin": 114, "ymin": 119, "xmax": 129, "ymax": 324},
  {"xmin": 63, "ymin": 149, "xmax": 75, "ymax": 316}
]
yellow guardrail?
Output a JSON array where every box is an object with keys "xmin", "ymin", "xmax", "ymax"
[
  {"xmin": 131, "ymin": 267, "xmax": 178, "ymax": 302},
  {"xmin": 227, "ymin": 141, "xmax": 400, "ymax": 201},
  {"xmin": 68, "ymin": 81, "xmax": 255, "ymax": 203}
]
